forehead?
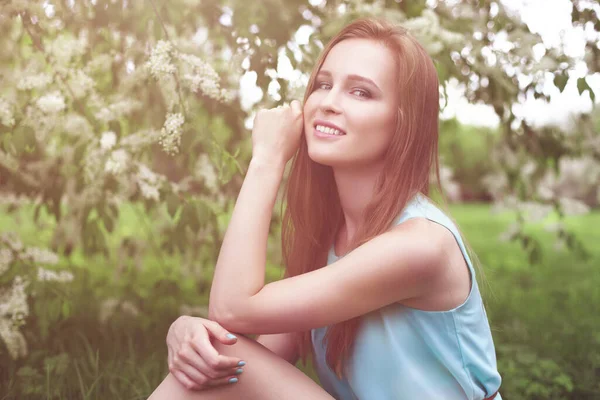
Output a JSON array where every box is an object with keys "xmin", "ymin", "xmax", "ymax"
[{"xmin": 319, "ymin": 38, "xmax": 397, "ymax": 88}]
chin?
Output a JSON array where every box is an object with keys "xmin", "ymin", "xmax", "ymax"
[{"xmin": 307, "ymin": 147, "xmax": 349, "ymax": 168}]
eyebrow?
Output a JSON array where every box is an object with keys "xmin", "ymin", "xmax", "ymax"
[{"xmin": 317, "ymin": 70, "xmax": 382, "ymax": 93}]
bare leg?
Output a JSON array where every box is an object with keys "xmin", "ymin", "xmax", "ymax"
[{"xmin": 148, "ymin": 334, "xmax": 335, "ymax": 400}]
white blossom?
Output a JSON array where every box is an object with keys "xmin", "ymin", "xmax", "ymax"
[
  {"xmin": 146, "ymin": 40, "xmax": 177, "ymax": 79},
  {"xmin": 537, "ymin": 157, "xmax": 600, "ymax": 206},
  {"xmin": 482, "ymin": 172, "xmax": 509, "ymax": 201},
  {"xmin": 17, "ymin": 73, "xmax": 53, "ymax": 91},
  {"xmin": 195, "ymin": 154, "xmax": 219, "ymax": 192},
  {"xmin": 136, "ymin": 164, "xmax": 162, "ymax": 201},
  {"xmin": 37, "ymin": 267, "xmax": 74, "ymax": 283},
  {"xmin": 48, "ymin": 33, "xmax": 87, "ymax": 65},
  {"xmin": 85, "ymin": 54, "xmax": 113, "ymax": 73},
  {"xmin": 0, "ymin": 97, "xmax": 15, "ymax": 127},
  {"xmin": 67, "ymin": 69, "xmax": 96, "ymax": 98},
  {"xmin": 0, "ymin": 276, "xmax": 29, "ymax": 359},
  {"xmin": 94, "ymin": 99, "xmax": 142, "ymax": 123},
  {"xmin": 36, "ymin": 91, "xmax": 66, "ymax": 114},
  {"xmin": 559, "ymin": 197, "xmax": 590, "ymax": 216},
  {"xmin": 99, "ymin": 298, "xmax": 140, "ymax": 324},
  {"xmin": 179, "ymin": 53, "xmax": 231, "ymax": 101},
  {"xmin": 125, "ymin": 34, "xmax": 136, "ymax": 48},
  {"xmin": 544, "ymin": 221, "xmax": 563, "ymax": 233},
  {"xmin": 0, "ymin": 319, "xmax": 27, "ymax": 359},
  {"xmin": 64, "ymin": 113, "xmax": 93, "ymax": 137},
  {"xmin": 84, "ymin": 148, "xmax": 104, "ymax": 183},
  {"xmin": 159, "ymin": 113, "xmax": 184, "ymax": 155},
  {"xmin": 439, "ymin": 30, "xmax": 465, "ymax": 45},
  {"xmin": 104, "ymin": 149, "xmax": 129, "ymax": 175},
  {"xmin": 0, "ymin": 248, "xmax": 14, "ymax": 276},
  {"xmin": 424, "ymin": 41, "xmax": 444, "ymax": 55},
  {"xmin": 21, "ymin": 247, "xmax": 59, "ymax": 265},
  {"xmin": 1, "ymin": 232, "xmax": 24, "ymax": 252},
  {"xmin": 100, "ymin": 131, "xmax": 117, "ymax": 150},
  {"xmin": 519, "ymin": 201, "xmax": 553, "ymax": 223},
  {"xmin": 120, "ymin": 129, "xmax": 161, "ymax": 151},
  {"xmin": 537, "ymin": 180, "xmax": 555, "ymax": 201},
  {"xmin": 532, "ymin": 56, "xmax": 558, "ymax": 73}
]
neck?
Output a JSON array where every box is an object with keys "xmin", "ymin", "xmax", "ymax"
[{"xmin": 333, "ymin": 161, "xmax": 384, "ymax": 246}]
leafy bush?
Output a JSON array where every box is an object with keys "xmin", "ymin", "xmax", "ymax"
[
  {"xmin": 438, "ymin": 118, "xmax": 499, "ymax": 201},
  {"xmin": 2, "ymin": 204, "xmax": 600, "ymax": 399}
]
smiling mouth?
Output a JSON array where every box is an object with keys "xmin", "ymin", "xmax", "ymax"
[{"xmin": 314, "ymin": 124, "xmax": 346, "ymax": 136}]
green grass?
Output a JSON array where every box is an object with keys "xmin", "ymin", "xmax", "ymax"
[{"xmin": 1, "ymin": 203, "xmax": 599, "ymax": 399}]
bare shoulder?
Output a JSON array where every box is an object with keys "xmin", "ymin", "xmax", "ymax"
[
  {"xmin": 389, "ymin": 217, "xmax": 457, "ymax": 259},
  {"xmin": 390, "ymin": 217, "xmax": 472, "ymax": 311}
]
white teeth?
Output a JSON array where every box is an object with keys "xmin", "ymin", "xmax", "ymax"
[{"xmin": 316, "ymin": 125, "xmax": 345, "ymax": 136}]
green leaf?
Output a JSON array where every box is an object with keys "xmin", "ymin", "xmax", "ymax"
[
  {"xmin": 181, "ymin": 203, "xmax": 200, "ymax": 232},
  {"xmin": 102, "ymin": 212, "xmax": 114, "ymax": 233},
  {"xmin": 61, "ymin": 301, "xmax": 71, "ymax": 318},
  {"xmin": 553, "ymin": 73, "xmax": 569, "ymax": 92},
  {"xmin": 576, "ymin": 77, "xmax": 596, "ymax": 102},
  {"xmin": 166, "ymin": 192, "xmax": 180, "ymax": 219}
]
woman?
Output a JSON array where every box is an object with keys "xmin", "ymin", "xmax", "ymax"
[{"xmin": 149, "ymin": 17, "xmax": 502, "ymax": 400}]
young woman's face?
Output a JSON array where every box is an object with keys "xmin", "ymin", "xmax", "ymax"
[{"xmin": 303, "ymin": 38, "xmax": 398, "ymax": 169}]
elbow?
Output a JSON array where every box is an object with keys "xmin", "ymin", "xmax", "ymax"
[
  {"xmin": 208, "ymin": 304, "xmax": 240, "ymax": 331},
  {"xmin": 209, "ymin": 300, "xmax": 258, "ymax": 333}
]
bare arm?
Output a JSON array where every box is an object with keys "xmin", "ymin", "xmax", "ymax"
[
  {"xmin": 208, "ymin": 102, "xmax": 301, "ymax": 323},
  {"xmin": 213, "ymin": 218, "xmax": 451, "ymax": 334},
  {"xmin": 208, "ymin": 158, "xmax": 284, "ymax": 320}
]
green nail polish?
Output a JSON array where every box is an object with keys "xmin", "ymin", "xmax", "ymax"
[
  {"xmin": 238, "ymin": 360, "xmax": 246, "ymax": 366},
  {"xmin": 235, "ymin": 368, "xmax": 243, "ymax": 375},
  {"xmin": 229, "ymin": 377, "xmax": 238, "ymax": 384}
]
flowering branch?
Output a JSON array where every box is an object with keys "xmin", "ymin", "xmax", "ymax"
[
  {"xmin": 18, "ymin": 11, "xmax": 79, "ymax": 104},
  {"xmin": 148, "ymin": 0, "xmax": 188, "ymax": 117}
]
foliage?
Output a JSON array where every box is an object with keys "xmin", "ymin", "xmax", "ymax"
[
  {"xmin": 438, "ymin": 118, "xmax": 499, "ymax": 201},
  {"xmin": 1, "ymin": 204, "xmax": 599, "ymax": 398},
  {"xmin": 0, "ymin": 0, "xmax": 599, "ymax": 398}
]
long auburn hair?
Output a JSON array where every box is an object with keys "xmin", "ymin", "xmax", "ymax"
[{"xmin": 281, "ymin": 17, "xmax": 443, "ymax": 379}]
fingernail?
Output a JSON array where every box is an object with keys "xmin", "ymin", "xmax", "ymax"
[
  {"xmin": 237, "ymin": 360, "xmax": 246, "ymax": 366},
  {"xmin": 228, "ymin": 377, "xmax": 238, "ymax": 384},
  {"xmin": 235, "ymin": 368, "xmax": 243, "ymax": 375},
  {"xmin": 226, "ymin": 333, "xmax": 237, "ymax": 340}
]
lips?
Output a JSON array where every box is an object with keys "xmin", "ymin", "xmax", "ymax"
[{"xmin": 313, "ymin": 119, "xmax": 346, "ymax": 135}]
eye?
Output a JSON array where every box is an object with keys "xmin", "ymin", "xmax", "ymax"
[
  {"xmin": 316, "ymin": 81, "xmax": 331, "ymax": 90},
  {"xmin": 351, "ymin": 88, "xmax": 371, "ymax": 98}
]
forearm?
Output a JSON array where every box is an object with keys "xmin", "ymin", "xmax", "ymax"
[{"xmin": 209, "ymin": 158, "xmax": 285, "ymax": 319}]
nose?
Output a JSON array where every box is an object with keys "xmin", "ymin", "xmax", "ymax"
[{"xmin": 318, "ymin": 87, "xmax": 343, "ymax": 115}]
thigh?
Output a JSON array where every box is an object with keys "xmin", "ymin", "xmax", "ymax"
[{"xmin": 148, "ymin": 334, "xmax": 335, "ymax": 400}]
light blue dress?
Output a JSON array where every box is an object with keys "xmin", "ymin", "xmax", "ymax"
[{"xmin": 311, "ymin": 195, "xmax": 502, "ymax": 400}]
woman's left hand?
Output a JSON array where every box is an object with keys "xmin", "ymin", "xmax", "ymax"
[{"xmin": 251, "ymin": 100, "xmax": 303, "ymax": 168}]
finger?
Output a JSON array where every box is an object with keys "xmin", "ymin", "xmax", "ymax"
[
  {"xmin": 204, "ymin": 365, "xmax": 244, "ymax": 380},
  {"xmin": 177, "ymin": 342, "xmax": 213, "ymax": 374},
  {"xmin": 168, "ymin": 345, "xmax": 174, "ymax": 368},
  {"xmin": 193, "ymin": 327, "xmax": 244, "ymax": 370},
  {"xmin": 175, "ymin": 361, "xmax": 211, "ymax": 384},
  {"xmin": 290, "ymin": 100, "xmax": 302, "ymax": 115},
  {"xmin": 204, "ymin": 320, "xmax": 239, "ymax": 346},
  {"xmin": 172, "ymin": 369, "xmax": 199, "ymax": 391},
  {"xmin": 178, "ymin": 347, "xmax": 243, "ymax": 381},
  {"xmin": 203, "ymin": 373, "xmax": 241, "ymax": 388}
]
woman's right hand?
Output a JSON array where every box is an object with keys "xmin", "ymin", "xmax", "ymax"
[{"xmin": 166, "ymin": 315, "xmax": 246, "ymax": 390}]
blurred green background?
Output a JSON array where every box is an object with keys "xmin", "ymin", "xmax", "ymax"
[{"xmin": 1, "ymin": 0, "xmax": 599, "ymax": 399}]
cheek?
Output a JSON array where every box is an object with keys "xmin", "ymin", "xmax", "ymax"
[
  {"xmin": 302, "ymin": 94, "xmax": 319, "ymax": 119},
  {"xmin": 356, "ymin": 106, "xmax": 396, "ymax": 139}
]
